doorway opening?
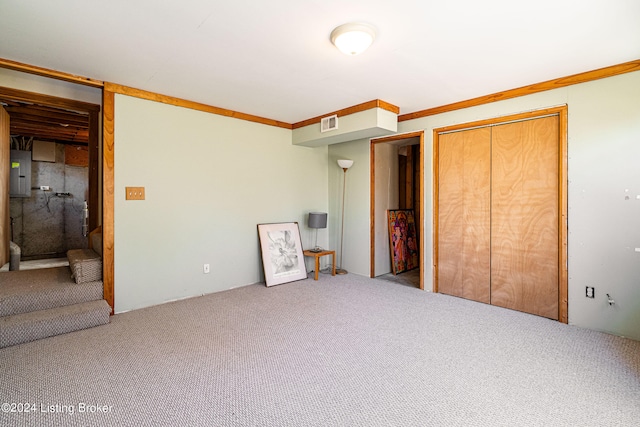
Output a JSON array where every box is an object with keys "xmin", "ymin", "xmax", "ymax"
[
  {"xmin": 370, "ymin": 131, "xmax": 424, "ymax": 289},
  {"xmin": 0, "ymin": 86, "xmax": 100, "ymax": 271}
]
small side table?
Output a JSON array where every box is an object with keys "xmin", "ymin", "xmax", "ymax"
[{"xmin": 303, "ymin": 249, "xmax": 336, "ymax": 280}]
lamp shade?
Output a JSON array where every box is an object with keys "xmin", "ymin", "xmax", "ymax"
[
  {"xmin": 308, "ymin": 212, "xmax": 327, "ymax": 229},
  {"xmin": 337, "ymin": 159, "xmax": 354, "ymax": 169}
]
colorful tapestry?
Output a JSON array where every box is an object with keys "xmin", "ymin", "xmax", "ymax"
[{"xmin": 388, "ymin": 209, "xmax": 419, "ymax": 274}]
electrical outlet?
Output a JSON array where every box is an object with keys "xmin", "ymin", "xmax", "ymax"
[
  {"xmin": 203, "ymin": 264, "xmax": 210, "ymax": 274},
  {"xmin": 585, "ymin": 286, "xmax": 595, "ymax": 298}
]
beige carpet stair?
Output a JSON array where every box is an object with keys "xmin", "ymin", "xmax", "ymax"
[
  {"xmin": 0, "ymin": 300, "xmax": 111, "ymax": 348},
  {"xmin": 0, "ymin": 266, "xmax": 110, "ymax": 348}
]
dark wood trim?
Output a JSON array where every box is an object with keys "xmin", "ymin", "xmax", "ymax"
[
  {"xmin": 399, "ymin": 59, "xmax": 640, "ymax": 122},
  {"xmin": 369, "ymin": 131, "xmax": 425, "ymax": 290},
  {"xmin": 433, "ymin": 107, "xmax": 567, "ymax": 134},
  {"xmin": 0, "ymin": 58, "xmax": 104, "ymax": 88},
  {"xmin": 3, "ymin": 56, "xmax": 638, "ymax": 134},
  {"xmin": 432, "ymin": 129, "xmax": 439, "ymax": 294},
  {"xmin": 0, "ymin": 86, "xmax": 101, "ymax": 112},
  {"xmin": 104, "ymin": 82, "xmax": 292, "ymax": 130},
  {"xmin": 102, "ymin": 90, "xmax": 115, "ymax": 314},
  {"xmin": 558, "ymin": 106, "xmax": 569, "ymax": 324},
  {"xmin": 293, "ymin": 100, "xmax": 400, "ymax": 130},
  {"xmin": 0, "ymin": 107, "xmax": 9, "ymax": 267},
  {"xmin": 370, "ymin": 131, "xmax": 423, "ymax": 144},
  {"xmin": 88, "ymin": 110, "xmax": 99, "ymax": 232},
  {"xmin": 417, "ymin": 132, "xmax": 424, "ymax": 291},
  {"xmin": 432, "ymin": 106, "xmax": 568, "ymax": 323}
]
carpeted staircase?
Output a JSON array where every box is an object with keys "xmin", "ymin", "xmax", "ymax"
[{"xmin": 0, "ymin": 266, "xmax": 111, "ymax": 348}]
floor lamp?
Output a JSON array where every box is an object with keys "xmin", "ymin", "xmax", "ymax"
[{"xmin": 337, "ymin": 159, "xmax": 354, "ymax": 274}]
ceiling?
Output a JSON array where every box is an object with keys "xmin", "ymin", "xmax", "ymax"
[
  {"xmin": 1, "ymin": 1, "xmax": 639, "ymax": 125},
  {"xmin": 0, "ymin": 97, "xmax": 89, "ymax": 144}
]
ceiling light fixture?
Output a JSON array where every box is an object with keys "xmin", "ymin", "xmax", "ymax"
[{"xmin": 330, "ymin": 23, "xmax": 376, "ymax": 56}]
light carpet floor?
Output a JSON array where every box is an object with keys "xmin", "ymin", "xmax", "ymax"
[
  {"xmin": 1, "ymin": 258, "xmax": 69, "ymax": 272},
  {"xmin": 1, "ymin": 273, "xmax": 638, "ymax": 426}
]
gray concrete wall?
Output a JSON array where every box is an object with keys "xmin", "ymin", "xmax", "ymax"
[{"xmin": 9, "ymin": 144, "xmax": 88, "ymax": 259}]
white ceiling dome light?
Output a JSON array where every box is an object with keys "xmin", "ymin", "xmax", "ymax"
[{"xmin": 330, "ymin": 23, "xmax": 376, "ymax": 56}]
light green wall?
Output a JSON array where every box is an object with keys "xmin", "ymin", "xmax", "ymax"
[
  {"xmin": 3, "ymin": 66, "xmax": 639, "ymax": 339},
  {"xmin": 327, "ymin": 139, "xmax": 371, "ymax": 276},
  {"xmin": 293, "ymin": 108, "xmax": 397, "ymax": 147},
  {"xmin": 114, "ymin": 94, "xmax": 328, "ymax": 312},
  {"xmin": 564, "ymin": 73, "xmax": 640, "ymax": 340},
  {"xmin": 328, "ymin": 71, "xmax": 640, "ymax": 339},
  {"xmin": 373, "ymin": 143, "xmax": 399, "ymax": 276},
  {"xmin": 387, "ymin": 71, "xmax": 640, "ymax": 340}
]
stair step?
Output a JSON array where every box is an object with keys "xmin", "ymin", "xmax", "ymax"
[
  {"xmin": 0, "ymin": 266, "xmax": 103, "ymax": 317},
  {"xmin": 0, "ymin": 299, "xmax": 111, "ymax": 348}
]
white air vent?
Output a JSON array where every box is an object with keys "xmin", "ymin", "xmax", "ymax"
[{"xmin": 320, "ymin": 114, "xmax": 338, "ymax": 133}]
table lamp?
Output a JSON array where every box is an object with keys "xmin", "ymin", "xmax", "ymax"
[{"xmin": 308, "ymin": 212, "xmax": 327, "ymax": 252}]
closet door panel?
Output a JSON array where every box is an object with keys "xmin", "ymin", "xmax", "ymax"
[
  {"xmin": 438, "ymin": 132, "xmax": 464, "ymax": 297},
  {"xmin": 438, "ymin": 128, "xmax": 491, "ymax": 303},
  {"xmin": 491, "ymin": 117, "xmax": 559, "ymax": 319}
]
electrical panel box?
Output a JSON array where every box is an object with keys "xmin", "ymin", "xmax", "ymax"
[{"xmin": 10, "ymin": 150, "xmax": 31, "ymax": 198}]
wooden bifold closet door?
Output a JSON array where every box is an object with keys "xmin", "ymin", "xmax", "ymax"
[
  {"xmin": 438, "ymin": 127, "xmax": 491, "ymax": 304},
  {"xmin": 437, "ymin": 115, "xmax": 559, "ymax": 320}
]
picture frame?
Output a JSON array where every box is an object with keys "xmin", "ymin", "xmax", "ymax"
[
  {"xmin": 257, "ymin": 222, "xmax": 307, "ymax": 287},
  {"xmin": 388, "ymin": 209, "xmax": 419, "ymax": 275}
]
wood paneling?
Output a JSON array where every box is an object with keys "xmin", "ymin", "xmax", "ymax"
[
  {"xmin": 438, "ymin": 128, "xmax": 491, "ymax": 303},
  {"xmin": 102, "ymin": 90, "xmax": 115, "ymax": 314},
  {"xmin": 399, "ymin": 146, "xmax": 418, "ymax": 210},
  {"xmin": 405, "ymin": 146, "xmax": 414, "ymax": 208},
  {"xmin": 435, "ymin": 110, "xmax": 566, "ymax": 321},
  {"xmin": 412, "ymin": 145, "xmax": 421, "ymax": 228},
  {"xmin": 0, "ymin": 86, "xmax": 98, "ymax": 145},
  {"xmin": 491, "ymin": 117, "xmax": 559, "ymax": 319},
  {"xmin": 0, "ymin": 107, "xmax": 9, "ymax": 266},
  {"xmin": 88, "ymin": 110, "xmax": 99, "ymax": 232},
  {"xmin": 65, "ymin": 144, "xmax": 89, "ymax": 167},
  {"xmin": 438, "ymin": 132, "xmax": 464, "ymax": 297},
  {"xmin": 2, "ymin": 103, "xmax": 90, "ymax": 144}
]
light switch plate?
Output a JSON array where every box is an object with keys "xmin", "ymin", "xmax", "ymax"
[{"xmin": 125, "ymin": 186, "xmax": 145, "ymax": 200}]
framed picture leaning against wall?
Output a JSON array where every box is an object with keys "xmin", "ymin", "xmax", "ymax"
[{"xmin": 257, "ymin": 222, "xmax": 307, "ymax": 287}]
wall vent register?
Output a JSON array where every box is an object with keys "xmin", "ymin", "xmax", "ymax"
[{"xmin": 320, "ymin": 115, "xmax": 338, "ymax": 133}]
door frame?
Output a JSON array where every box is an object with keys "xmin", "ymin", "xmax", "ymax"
[
  {"xmin": 370, "ymin": 131, "xmax": 425, "ymax": 290},
  {"xmin": 0, "ymin": 107, "xmax": 9, "ymax": 266},
  {"xmin": 0, "ymin": 86, "xmax": 101, "ymax": 232},
  {"xmin": 433, "ymin": 106, "xmax": 568, "ymax": 323},
  {"xmin": 0, "ymin": 86, "xmax": 103, "ymax": 303}
]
